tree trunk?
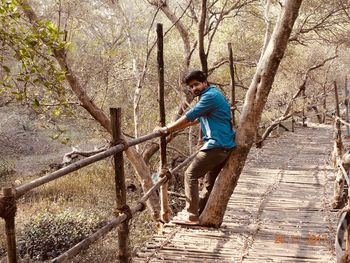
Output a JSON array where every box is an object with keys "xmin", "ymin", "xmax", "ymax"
[
  {"xmin": 200, "ymin": 0, "xmax": 304, "ymax": 227},
  {"xmin": 20, "ymin": 0, "xmax": 160, "ymax": 220},
  {"xmin": 148, "ymin": 0, "xmax": 191, "ymax": 70}
]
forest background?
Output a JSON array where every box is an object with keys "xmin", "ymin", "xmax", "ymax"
[{"xmin": 0, "ymin": 0, "xmax": 350, "ymax": 262}]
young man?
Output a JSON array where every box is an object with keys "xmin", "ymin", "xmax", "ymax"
[{"xmin": 157, "ymin": 70, "xmax": 236, "ymax": 225}]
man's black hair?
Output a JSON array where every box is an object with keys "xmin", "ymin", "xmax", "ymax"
[{"xmin": 184, "ymin": 70, "xmax": 207, "ymax": 85}]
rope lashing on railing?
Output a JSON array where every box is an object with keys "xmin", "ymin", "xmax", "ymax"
[
  {"xmin": 111, "ymin": 137, "xmax": 129, "ymax": 151},
  {"xmin": 159, "ymin": 167, "xmax": 172, "ymax": 181},
  {"xmin": 114, "ymin": 204, "xmax": 133, "ymax": 220},
  {"xmin": 51, "ymin": 149, "xmax": 199, "ymax": 263}
]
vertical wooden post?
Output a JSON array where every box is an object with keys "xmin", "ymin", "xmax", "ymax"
[
  {"xmin": 110, "ymin": 108, "xmax": 130, "ymax": 263},
  {"xmin": 335, "ymin": 81, "xmax": 341, "ymax": 119},
  {"xmin": 322, "ymin": 83, "xmax": 327, "ymax": 123},
  {"xmin": 3, "ymin": 187, "xmax": 17, "ymax": 263},
  {"xmin": 291, "ymin": 99, "xmax": 295, "ymax": 132},
  {"xmin": 334, "ymin": 81, "xmax": 343, "ymax": 157},
  {"xmin": 346, "ymin": 212, "xmax": 350, "ymax": 254},
  {"xmin": 302, "ymin": 88, "xmax": 307, "ymax": 127},
  {"xmin": 344, "ymin": 77, "xmax": 350, "ymax": 136},
  {"xmin": 157, "ymin": 23, "xmax": 170, "ymax": 223},
  {"xmin": 227, "ymin": 43, "xmax": 236, "ymax": 127}
]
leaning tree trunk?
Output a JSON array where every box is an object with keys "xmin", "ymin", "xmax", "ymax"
[
  {"xmin": 20, "ymin": 0, "xmax": 161, "ymax": 220},
  {"xmin": 200, "ymin": 0, "xmax": 304, "ymax": 227}
]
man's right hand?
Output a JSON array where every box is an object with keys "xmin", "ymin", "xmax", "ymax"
[{"xmin": 154, "ymin": 126, "xmax": 169, "ymax": 135}]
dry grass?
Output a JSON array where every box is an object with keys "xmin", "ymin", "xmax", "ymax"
[{"xmin": 0, "ymin": 159, "xmax": 158, "ymax": 262}]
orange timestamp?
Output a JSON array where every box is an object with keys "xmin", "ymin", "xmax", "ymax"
[{"xmin": 274, "ymin": 233, "xmax": 329, "ymax": 245}]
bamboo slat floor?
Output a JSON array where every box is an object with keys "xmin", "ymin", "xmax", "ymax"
[{"xmin": 135, "ymin": 124, "xmax": 338, "ymax": 263}]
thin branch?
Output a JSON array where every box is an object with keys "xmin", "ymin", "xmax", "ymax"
[{"xmin": 257, "ymin": 54, "xmax": 338, "ymax": 146}]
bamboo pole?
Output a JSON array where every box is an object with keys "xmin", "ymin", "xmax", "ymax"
[
  {"xmin": 51, "ymin": 214, "xmax": 128, "ymax": 263},
  {"xmin": 3, "ymin": 187, "xmax": 17, "ymax": 263},
  {"xmin": 345, "ymin": 77, "xmax": 349, "ymax": 136},
  {"xmin": 291, "ymin": 99, "xmax": 295, "ymax": 132},
  {"xmin": 157, "ymin": 23, "xmax": 170, "ymax": 223},
  {"xmin": 334, "ymin": 81, "xmax": 343, "ymax": 157},
  {"xmin": 322, "ymin": 83, "xmax": 327, "ymax": 123},
  {"xmin": 228, "ymin": 43, "xmax": 236, "ymax": 127},
  {"xmin": 347, "ymin": 212, "xmax": 350, "ymax": 255},
  {"xmin": 302, "ymin": 88, "xmax": 307, "ymax": 127},
  {"xmin": 15, "ymin": 131, "xmax": 162, "ymax": 198},
  {"xmin": 110, "ymin": 108, "xmax": 130, "ymax": 263},
  {"xmin": 51, "ymin": 151, "xmax": 198, "ymax": 263}
]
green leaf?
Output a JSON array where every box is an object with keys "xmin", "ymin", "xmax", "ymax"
[
  {"xmin": 33, "ymin": 98, "xmax": 40, "ymax": 107},
  {"xmin": 15, "ymin": 93, "xmax": 23, "ymax": 101},
  {"xmin": 53, "ymin": 107, "xmax": 61, "ymax": 116}
]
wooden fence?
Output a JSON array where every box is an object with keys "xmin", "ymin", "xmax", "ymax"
[
  {"xmin": 334, "ymin": 115, "xmax": 350, "ymax": 263},
  {"xmin": 330, "ymin": 79, "xmax": 350, "ymax": 263},
  {"xmin": 0, "ymin": 23, "xmax": 202, "ymax": 263},
  {"xmin": 0, "ymin": 106, "xmax": 201, "ymax": 263}
]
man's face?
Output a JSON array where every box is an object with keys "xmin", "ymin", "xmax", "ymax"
[{"xmin": 187, "ymin": 80, "xmax": 207, "ymax": 97}]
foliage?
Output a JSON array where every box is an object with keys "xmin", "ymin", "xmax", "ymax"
[
  {"xmin": 0, "ymin": 158, "xmax": 15, "ymax": 178},
  {"xmin": 0, "ymin": 0, "xmax": 70, "ymax": 115},
  {"xmin": 20, "ymin": 208, "xmax": 105, "ymax": 260}
]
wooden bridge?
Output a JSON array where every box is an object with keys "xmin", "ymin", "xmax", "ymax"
[{"xmin": 135, "ymin": 124, "xmax": 337, "ymax": 263}]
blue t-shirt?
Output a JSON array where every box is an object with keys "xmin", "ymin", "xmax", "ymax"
[{"xmin": 185, "ymin": 85, "xmax": 236, "ymax": 150}]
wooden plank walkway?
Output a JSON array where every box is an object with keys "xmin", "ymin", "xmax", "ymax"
[{"xmin": 135, "ymin": 125, "xmax": 338, "ymax": 263}]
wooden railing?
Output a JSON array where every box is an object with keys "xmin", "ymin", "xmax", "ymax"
[
  {"xmin": 0, "ymin": 22, "xmax": 201, "ymax": 263},
  {"xmin": 334, "ymin": 116, "xmax": 350, "ymax": 263},
  {"xmin": 0, "ymin": 107, "xmax": 198, "ymax": 263},
  {"xmin": 332, "ymin": 79, "xmax": 350, "ymax": 262}
]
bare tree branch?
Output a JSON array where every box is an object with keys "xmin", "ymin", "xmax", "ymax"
[{"xmin": 256, "ymin": 54, "xmax": 338, "ymax": 146}]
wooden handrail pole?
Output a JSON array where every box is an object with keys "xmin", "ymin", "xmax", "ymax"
[
  {"xmin": 302, "ymin": 88, "xmax": 307, "ymax": 127},
  {"xmin": 335, "ymin": 81, "xmax": 341, "ymax": 118},
  {"xmin": 346, "ymin": 212, "xmax": 350, "ymax": 255},
  {"xmin": 157, "ymin": 23, "xmax": 170, "ymax": 223},
  {"xmin": 334, "ymin": 81, "xmax": 343, "ymax": 157},
  {"xmin": 228, "ymin": 43, "xmax": 236, "ymax": 127},
  {"xmin": 344, "ymin": 77, "xmax": 350, "ymax": 136},
  {"xmin": 110, "ymin": 108, "xmax": 130, "ymax": 263},
  {"xmin": 291, "ymin": 99, "xmax": 295, "ymax": 132},
  {"xmin": 3, "ymin": 187, "xmax": 17, "ymax": 263}
]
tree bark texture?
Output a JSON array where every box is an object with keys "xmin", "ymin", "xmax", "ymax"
[
  {"xmin": 148, "ymin": 0, "xmax": 191, "ymax": 70},
  {"xmin": 200, "ymin": 0, "xmax": 304, "ymax": 227}
]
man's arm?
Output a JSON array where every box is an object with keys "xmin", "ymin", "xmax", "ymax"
[
  {"xmin": 167, "ymin": 116, "xmax": 199, "ymax": 132},
  {"xmin": 157, "ymin": 116, "xmax": 199, "ymax": 134}
]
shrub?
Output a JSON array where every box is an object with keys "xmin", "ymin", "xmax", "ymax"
[
  {"xmin": 0, "ymin": 158, "xmax": 15, "ymax": 178},
  {"xmin": 20, "ymin": 209, "xmax": 105, "ymax": 260}
]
